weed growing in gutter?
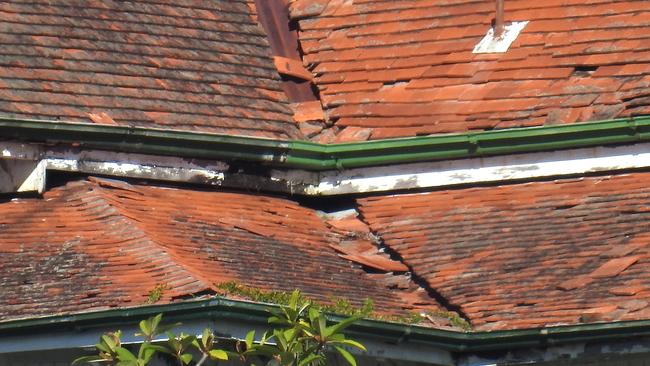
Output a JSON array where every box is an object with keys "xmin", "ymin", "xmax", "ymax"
[
  {"xmin": 214, "ymin": 282, "xmax": 471, "ymax": 330},
  {"xmin": 145, "ymin": 283, "xmax": 170, "ymax": 304}
]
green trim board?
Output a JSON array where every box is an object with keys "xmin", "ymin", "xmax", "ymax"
[
  {"xmin": 1, "ymin": 116, "xmax": 650, "ymax": 171},
  {"xmin": 2, "ymin": 297, "xmax": 650, "ymax": 353}
]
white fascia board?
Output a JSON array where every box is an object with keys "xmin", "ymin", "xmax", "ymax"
[
  {"xmin": 3, "ymin": 141, "xmax": 650, "ymax": 195},
  {"xmin": 306, "ymin": 143, "xmax": 650, "ymax": 195}
]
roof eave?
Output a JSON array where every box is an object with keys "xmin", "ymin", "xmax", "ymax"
[{"xmin": 3, "ymin": 297, "xmax": 650, "ymax": 354}]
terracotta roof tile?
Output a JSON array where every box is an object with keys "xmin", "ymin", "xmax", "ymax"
[
  {"xmin": 293, "ymin": 0, "xmax": 650, "ymax": 140},
  {"xmin": 0, "ymin": 0, "xmax": 301, "ymax": 139},
  {"xmin": 0, "ymin": 178, "xmax": 439, "ymax": 321},
  {"xmin": 358, "ymin": 172, "xmax": 650, "ymax": 330}
]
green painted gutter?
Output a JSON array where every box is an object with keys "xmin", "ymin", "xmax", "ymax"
[
  {"xmin": 1, "ymin": 116, "xmax": 650, "ymax": 171},
  {"xmin": 2, "ymin": 297, "xmax": 650, "ymax": 353}
]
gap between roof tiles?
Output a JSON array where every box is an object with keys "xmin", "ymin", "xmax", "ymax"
[{"xmin": 318, "ymin": 203, "xmax": 475, "ymax": 329}]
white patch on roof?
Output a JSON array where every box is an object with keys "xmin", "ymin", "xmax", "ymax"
[{"xmin": 473, "ymin": 21, "xmax": 529, "ymax": 54}]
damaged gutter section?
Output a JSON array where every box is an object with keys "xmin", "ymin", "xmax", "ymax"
[{"xmin": 1, "ymin": 116, "xmax": 650, "ymax": 172}]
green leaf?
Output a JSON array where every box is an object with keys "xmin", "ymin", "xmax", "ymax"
[
  {"xmin": 298, "ymin": 354, "xmax": 322, "ymax": 366},
  {"xmin": 308, "ymin": 308, "xmax": 319, "ymax": 322},
  {"xmin": 332, "ymin": 339, "xmax": 366, "ymax": 351},
  {"xmin": 140, "ymin": 346, "xmax": 156, "ymax": 364},
  {"xmin": 138, "ymin": 319, "xmax": 151, "ymax": 337},
  {"xmin": 324, "ymin": 316, "xmax": 360, "ymax": 338},
  {"xmin": 245, "ymin": 330, "xmax": 255, "ymax": 349},
  {"xmin": 283, "ymin": 327, "xmax": 297, "ymax": 342},
  {"xmin": 268, "ymin": 316, "xmax": 285, "ymax": 324},
  {"xmin": 100, "ymin": 335, "xmax": 117, "ymax": 351},
  {"xmin": 318, "ymin": 314, "xmax": 327, "ymax": 337},
  {"xmin": 143, "ymin": 344, "xmax": 170, "ymax": 354},
  {"xmin": 180, "ymin": 334, "xmax": 196, "ymax": 349},
  {"xmin": 115, "ymin": 347, "xmax": 137, "ymax": 362},
  {"xmin": 115, "ymin": 361, "xmax": 138, "ymax": 366},
  {"xmin": 95, "ymin": 343, "xmax": 111, "ymax": 354},
  {"xmin": 201, "ymin": 328, "xmax": 213, "ymax": 350},
  {"xmin": 249, "ymin": 344, "xmax": 278, "ymax": 357},
  {"xmin": 334, "ymin": 346, "xmax": 356, "ymax": 366},
  {"xmin": 289, "ymin": 290, "xmax": 300, "ymax": 310},
  {"xmin": 180, "ymin": 353, "xmax": 193, "ymax": 364},
  {"xmin": 209, "ymin": 349, "xmax": 229, "ymax": 360},
  {"xmin": 150, "ymin": 313, "xmax": 163, "ymax": 333}
]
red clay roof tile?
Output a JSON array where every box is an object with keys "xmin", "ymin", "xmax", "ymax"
[
  {"xmin": 0, "ymin": 1, "xmax": 301, "ymax": 139},
  {"xmin": 357, "ymin": 172, "xmax": 650, "ymax": 330},
  {"xmin": 0, "ymin": 178, "xmax": 440, "ymax": 322},
  {"xmin": 293, "ymin": 0, "xmax": 650, "ymax": 140}
]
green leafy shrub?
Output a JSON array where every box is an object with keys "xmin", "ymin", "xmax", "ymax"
[{"xmin": 73, "ymin": 290, "xmax": 365, "ymax": 366}]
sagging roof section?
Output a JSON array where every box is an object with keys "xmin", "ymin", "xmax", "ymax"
[
  {"xmin": 358, "ymin": 171, "xmax": 650, "ymax": 331},
  {"xmin": 0, "ymin": 177, "xmax": 444, "ymax": 323},
  {"xmin": 291, "ymin": 0, "xmax": 650, "ymax": 141},
  {"xmin": 0, "ymin": 0, "xmax": 302, "ymax": 139}
]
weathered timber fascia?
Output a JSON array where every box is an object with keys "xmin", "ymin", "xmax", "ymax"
[{"xmin": 2, "ymin": 116, "xmax": 650, "ymax": 195}]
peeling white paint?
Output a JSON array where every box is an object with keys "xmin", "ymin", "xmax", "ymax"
[
  {"xmin": 473, "ymin": 21, "xmax": 528, "ymax": 54},
  {"xmin": 0, "ymin": 159, "xmax": 46, "ymax": 193},
  {"xmin": 308, "ymin": 143, "xmax": 650, "ymax": 195},
  {"xmin": 2, "ymin": 142, "xmax": 650, "ymax": 196},
  {"xmin": 46, "ymin": 158, "xmax": 226, "ymax": 185}
]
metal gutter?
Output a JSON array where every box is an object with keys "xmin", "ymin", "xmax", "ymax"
[
  {"xmin": 3, "ymin": 297, "xmax": 650, "ymax": 353},
  {"xmin": 1, "ymin": 116, "xmax": 650, "ymax": 171}
]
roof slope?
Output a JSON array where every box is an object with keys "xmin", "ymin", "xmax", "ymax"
[
  {"xmin": 0, "ymin": 178, "xmax": 437, "ymax": 321},
  {"xmin": 0, "ymin": 0, "xmax": 301, "ymax": 139},
  {"xmin": 358, "ymin": 172, "xmax": 650, "ymax": 330},
  {"xmin": 293, "ymin": 0, "xmax": 650, "ymax": 140}
]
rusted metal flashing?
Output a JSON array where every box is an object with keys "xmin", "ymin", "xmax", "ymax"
[
  {"xmin": 255, "ymin": 0, "xmax": 318, "ymax": 103},
  {"xmin": 274, "ymin": 56, "xmax": 314, "ymax": 81}
]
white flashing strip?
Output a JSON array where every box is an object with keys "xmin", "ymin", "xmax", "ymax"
[
  {"xmin": 2, "ymin": 141, "xmax": 650, "ymax": 196},
  {"xmin": 473, "ymin": 21, "xmax": 528, "ymax": 54}
]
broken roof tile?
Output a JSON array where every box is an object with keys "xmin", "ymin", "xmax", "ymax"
[
  {"xmin": 0, "ymin": 178, "xmax": 441, "ymax": 322},
  {"xmin": 294, "ymin": 0, "xmax": 650, "ymax": 141},
  {"xmin": 590, "ymin": 256, "xmax": 642, "ymax": 278},
  {"xmin": 358, "ymin": 171, "xmax": 650, "ymax": 330}
]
